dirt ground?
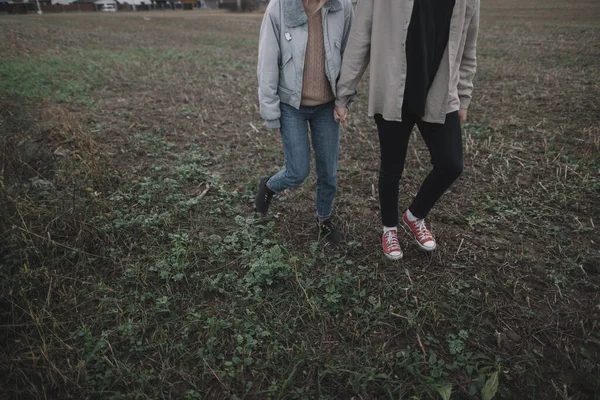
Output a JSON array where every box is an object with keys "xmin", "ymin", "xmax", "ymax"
[{"xmin": 1, "ymin": 1, "xmax": 599, "ymax": 399}]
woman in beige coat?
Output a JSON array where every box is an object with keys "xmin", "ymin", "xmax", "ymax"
[{"xmin": 334, "ymin": 0, "xmax": 480, "ymax": 259}]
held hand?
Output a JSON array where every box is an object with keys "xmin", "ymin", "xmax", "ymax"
[
  {"xmin": 334, "ymin": 105, "xmax": 349, "ymax": 124},
  {"xmin": 459, "ymin": 109, "xmax": 468, "ymax": 124}
]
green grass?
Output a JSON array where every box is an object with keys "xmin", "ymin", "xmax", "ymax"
[
  {"xmin": 0, "ymin": 47, "xmax": 252, "ymax": 104},
  {"xmin": 0, "ymin": 57, "xmax": 98, "ymax": 103},
  {"xmin": 0, "ymin": 119, "xmax": 505, "ymax": 399},
  {"xmin": 1, "ymin": 9, "xmax": 599, "ymax": 400}
]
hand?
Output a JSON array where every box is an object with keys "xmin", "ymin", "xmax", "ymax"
[
  {"xmin": 334, "ymin": 105, "xmax": 349, "ymax": 124},
  {"xmin": 459, "ymin": 109, "xmax": 468, "ymax": 124}
]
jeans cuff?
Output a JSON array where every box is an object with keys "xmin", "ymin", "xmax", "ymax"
[{"xmin": 317, "ymin": 213, "xmax": 332, "ymax": 222}]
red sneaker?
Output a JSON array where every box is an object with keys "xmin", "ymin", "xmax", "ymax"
[
  {"xmin": 382, "ymin": 229, "xmax": 403, "ymax": 260},
  {"xmin": 402, "ymin": 211, "xmax": 437, "ymax": 251}
]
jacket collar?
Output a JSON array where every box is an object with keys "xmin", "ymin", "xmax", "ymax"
[{"xmin": 283, "ymin": 0, "xmax": 343, "ymax": 28}]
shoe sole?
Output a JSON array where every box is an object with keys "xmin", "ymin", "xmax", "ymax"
[
  {"xmin": 402, "ymin": 219, "xmax": 437, "ymax": 252},
  {"xmin": 383, "ymin": 251, "xmax": 403, "ymax": 260}
]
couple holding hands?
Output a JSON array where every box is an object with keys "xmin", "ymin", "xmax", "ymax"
[{"xmin": 255, "ymin": 0, "xmax": 479, "ymax": 260}]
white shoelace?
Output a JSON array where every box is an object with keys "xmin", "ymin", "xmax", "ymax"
[
  {"xmin": 414, "ymin": 219, "xmax": 432, "ymax": 241},
  {"xmin": 384, "ymin": 231, "xmax": 401, "ymax": 250}
]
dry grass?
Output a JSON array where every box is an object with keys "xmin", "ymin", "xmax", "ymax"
[{"xmin": 1, "ymin": 3, "xmax": 599, "ymax": 399}]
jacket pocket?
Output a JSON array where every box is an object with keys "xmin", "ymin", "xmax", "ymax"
[
  {"xmin": 280, "ymin": 52, "xmax": 293, "ymax": 69},
  {"xmin": 277, "ymin": 85, "xmax": 294, "ymax": 105},
  {"xmin": 279, "ymin": 53, "xmax": 295, "ymax": 95}
]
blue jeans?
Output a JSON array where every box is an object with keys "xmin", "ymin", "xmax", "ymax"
[{"xmin": 267, "ymin": 101, "xmax": 340, "ymax": 219}]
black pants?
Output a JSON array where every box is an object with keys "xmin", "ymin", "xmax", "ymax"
[{"xmin": 375, "ymin": 110, "xmax": 463, "ymax": 227}]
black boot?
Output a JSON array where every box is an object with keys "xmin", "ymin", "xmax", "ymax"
[
  {"xmin": 317, "ymin": 217, "xmax": 342, "ymax": 245},
  {"xmin": 255, "ymin": 176, "xmax": 274, "ymax": 215}
]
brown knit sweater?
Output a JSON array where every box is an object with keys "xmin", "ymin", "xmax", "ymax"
[{"xmin": 301, "ymin": 2, "xmax": 335, "ymax": 106}]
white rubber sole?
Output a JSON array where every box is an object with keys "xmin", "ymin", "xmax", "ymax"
[{"xmin": 383, "ymin": 251, "xmax": 404, "ymax": 260}]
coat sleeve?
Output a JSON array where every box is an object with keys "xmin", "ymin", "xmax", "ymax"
[
  {"xmin": 335, "ymin": 0, "xmax": 372, "ymax": 109},
  {"xmin": 340, "ymin": 0, "xmax": 355, "ymax": 57},
  {"xmin": 458, "ymin": 1, "xmax": 479, "ymax": 110},
  {"xmin": 257, "ymin": 7, "xmax": 282, "ymax": 129}
]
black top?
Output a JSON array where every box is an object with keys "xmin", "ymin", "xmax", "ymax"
[{"xmin": 403, "ymin": 0, "xmax": 456, "ymax": 117}]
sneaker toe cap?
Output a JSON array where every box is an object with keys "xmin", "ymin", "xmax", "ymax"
[{"xmin": 421, "ymin": 240, "xmax": 436, "ymax": 250}]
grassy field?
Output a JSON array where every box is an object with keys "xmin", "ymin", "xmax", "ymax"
[{"xmin": 1, "ymin": 0, "xmax": 599, "ymax": 398}]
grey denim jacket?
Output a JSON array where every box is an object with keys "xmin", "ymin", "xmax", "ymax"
[{"xmin": 257, "ymin": 0, "xmax": 354, "ymax": 129}]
